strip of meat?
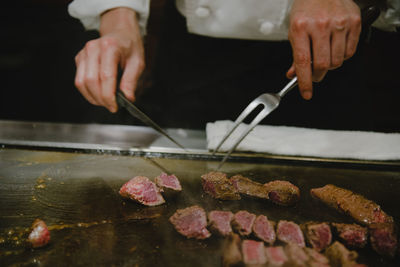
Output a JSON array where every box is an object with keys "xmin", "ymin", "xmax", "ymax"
[
  {"xmin": 119, "ymin": 176, "xmax": 165, "ymax": 206},
  {"xmin": 155, "ymin": 172, "xmax": 182, "ymax": 192},
  {"xmin": 368, "ymin": 223, "xmax": 398, "ymax": 258},
  {"xmin": 310, "ymin": 184, "xmax": 393, "ymax": 226},
  {"xmin": 232, "ymin": 210, "xmax": 256, "ymax": 236},
  {"xmin": 222, "ymin": 233, "xmax": 242, "ymax": 267},
  {"xmin": 241, "ymin": 239, "xmax": 267, "ymax": 265},
  {"xmin": 324, "ymin": 241, "xmax": 366, "ymax": 267},
  {"xmin": 169, "ymin": 205, "xmax": 211, "ymax": 239},
  {"xmin": 201, "ymin": 172, "xmax": 241, "ymax": 200},
  {"xmin": 265, "ymin": 246, "xmax": 288, "ymax": 267},
  {"xmin": 276, "ymin": 220, "xmax": 305, "ymax": 247},
  {"xmin": 27, "ymin": 219, "xmax": 50, "ymax": 248},
  {"xmin": 264, "ymin": 180, "xmax": 301, "ymax": 206},
  {"xmin": 284, "ymin": 243, "xmax": 309, "ymax": 267},
  {"xmin": 302, "ymin": 222, "xmax": 332, "ymax": 252},
  {"xmin": 208, "ymin": 210, "xmax": 234, "ymax": 237},
  {"xmin": 252, "ymin": 215, "xmax": 276, "ymax": 245},
  {"xmin": 331, "ymin": 223, "xmax": 368, "ymax": 249},
  {"xmin": 230, "ymin": 175, "xmax": 269, "ymax": 200},
  {"xmin": 229, "ymin": 175, "xmax": 300, "ymax": 206}
]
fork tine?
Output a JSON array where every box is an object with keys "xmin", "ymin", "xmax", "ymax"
[
  {"xmin": 216, "ymin": 107, "xmax": 272, "ymax": 170},
  {"xmin": 212, "ymin": 97, "xmax": 262, "ymax": 155}
]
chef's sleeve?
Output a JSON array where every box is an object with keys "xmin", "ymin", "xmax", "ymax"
[{"xmin": 68, "ymin": 0, "xmax": 150, "ymax": 35}]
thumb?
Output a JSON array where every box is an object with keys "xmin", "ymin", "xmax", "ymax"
[{"xmin": 286, "ymin": 63, "xmax": 296, "ymax": 79}]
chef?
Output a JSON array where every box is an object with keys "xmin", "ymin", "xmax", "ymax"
[{"xmin": 68, "ymin": 0, "xmax": 399, "ymax": 129}]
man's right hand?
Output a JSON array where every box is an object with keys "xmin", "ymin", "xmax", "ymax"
[{"xmin": 74, "ymin": 7, "xmax": 145, "ymax": 113}]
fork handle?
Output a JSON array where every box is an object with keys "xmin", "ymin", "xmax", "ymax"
[{"xmin": 277, "ymin": 77, "xmax": 298, "ymax": 98}]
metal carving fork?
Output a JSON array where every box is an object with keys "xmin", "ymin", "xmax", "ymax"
[{"xmin": 213, "ymin": 77, "xmax": 298, "ymax": 169}]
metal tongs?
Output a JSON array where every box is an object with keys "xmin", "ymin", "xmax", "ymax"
[
  {"xmin": 116, "ymin": 91, "xmax": 186, "ymax": 150},
  {"xmin": 213, "ymin": 77, "xmax": 298, "ymax": 168}
]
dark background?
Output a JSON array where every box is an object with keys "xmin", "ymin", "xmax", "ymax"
[{"xmin": 0, "ymin": 0, "xmax": 399, "ymax": 132}]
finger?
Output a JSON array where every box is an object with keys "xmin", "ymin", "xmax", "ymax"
[
  {"xmin": 311, "ymin": 25, "xmax": 330, "ymax": 82},
  {"xmin": 344, "ymin": 15, "xmax": 361, "ymax": 60},
  {"xmin": 290, "ymin": 28, "xmax": 313, "ymax": 100},
  {"xmin": 75, "ymin": 52, "xmax": 98, "ymax": 105},
  {"xmin": 99, "ymin": 40, "xmax": 120, "ymax": 113},
  {"xmin": 286, "ymin": 64, "xmax": 296, "ymax": 79},
  {"xmin": 330, "ymin": 24, "xmax": 347, "ymax": 69},
  {"xmin": 120, "ymin": 55, "xmax": 145, "ymax": 102},
  {"xmin": 84, "ymin": 41, "xmax": 104, "ymax": 106}
]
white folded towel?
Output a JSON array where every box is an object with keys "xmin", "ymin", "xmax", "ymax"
[{"xmin": 206, "ymin": 120, "xmax": 400, "ymax": 161}]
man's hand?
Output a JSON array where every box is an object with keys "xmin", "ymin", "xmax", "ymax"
[
  {"xmin": 287, "ymin": 0, "xmax": 361, "ymax": 100},
  {"xmin": 74, "ymin": 7, "xmax": 145, "ymax": 112}
]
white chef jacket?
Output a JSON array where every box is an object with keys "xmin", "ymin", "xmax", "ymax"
[{"xmin": 68, "ymin": 0, "xmax": 400, "ymax": 40}]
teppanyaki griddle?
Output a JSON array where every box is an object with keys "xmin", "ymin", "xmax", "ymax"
[{"xmin": 0, "ymin": 147, "xmax": 399, "ymax": 267}]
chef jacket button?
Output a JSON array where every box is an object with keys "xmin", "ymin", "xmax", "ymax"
[
  {"xmin": 259, "ymin": 21, "xmax": 275, "ymax": 35},
  {"xmin": 195, "ymin": 7, "xmax": 211, "ymax": 18}
]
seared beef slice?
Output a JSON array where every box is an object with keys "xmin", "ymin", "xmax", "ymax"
[
  {"xmin": 201, "ymin": 172, "xmax": 240, "ymax": 200},
  {"xmin": 28, "ymin": 219, "xmax": 50, "ymax": 248},
  {"xmin": 369, "ymin": 223, "xmax": 398, "ymax": 258},
  {"xmin": 276, "ymin": 220, "xmax": 305, "ymax": 247},
  {"xmin": 155, "ymin": 172, "xmax": 182, "ymax": 192},
  {"xmin": 265, "ymin": 246, "xmax": 288, "ymax": 266},
  {"xmin": 310, "ymin": 184, "xmax": 393, "ymax": 226},
  {"xmin": 232, "ymin": 210, "xmax": 256, "ymax": 236},
  {"xmin": 264, "ymin": 180, "xmax": 300, "ymax": 206},
  {"xmin": 241, "ymin": 239, "xmax": 267, "ymax": 265},
  {"xmin": 222, "ymin": 233, "xmax": 242, "ymax": 267},
  {"xmin": 252, "ymin": 215, "xmax": 276, "ymax": 245},
  {"xmin": 331, "ymin": 223, "xmax": 368, "ymax": 249},
  {"xmin": 302, "ymin": 222, "xmax": 332, "ymax": 251},
  {"xmin": 208, "ymin": 210, "xmax": 234, "ymax": 236},
  {"xmin": 169, "ymin": 205, "xmax": 211, "ymax": 239},
  {"xmin": 119, "ymin": 176, "xmax": 165, "ymax": 206}
]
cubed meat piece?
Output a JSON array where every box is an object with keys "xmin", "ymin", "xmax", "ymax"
[
  {"xmin": 242, "ymin": 239, "xmax": 267, "ymax": 265},
  {"xmin": 310, "ymin": 184, "xmax": 393, "ymax": 226},
  {"xmin": 368, "ymin": 223, "xmax": 398, "ymax": 258},
  {"xmin": 324, "ymin": 241, "xmax": 362, "ymax": 267},
  {"xmin": 232, "ymin": 210, "xmax": 256, "ymax": 236},
  {"xmin": 302, "ymin": 222, "xmax": 332, "ymax": 251},
  {"xmin": 169, "ymin": 205, "xmax": 211, "ymax": 239},
  {"xmin": 277, "ymin": 220, "xmax": 305, "ymax": 247},
  {"xmin": 155, "ymin": 172, "xmax": 182, "ymax": 192},
  {"xmin": 265, "ymin": 246, "xmax": 288, "ymax": 267},
  {"xmin": 230, "ymin": 175, "xmax": 269, "ymax": 200},
  {"xmin": 119, "ymin": 176, "xmax": 165, "ymax": 206},
  {"xmin": 252, "ymin": 215, "xmax": 276, "ymax": 245},
  {"xmin": 27, "ymin": 219, "xmax": 50, "ymax": 248},
  {"xmin": 222, "ymin": 233, "xmax": 242, "ymax": 267},
  {"xmin": 331, "ymin": 223, "xmax": 368, "ymax": 249},
  {"xmin": 284, "ymin": 243, "xmax": 309, "ymax": 267},
  {"xmin": 201, "ymin": 172, "xmax": 241, "ymax": 200},
  {"xmin": 208, "ymin": 210, "xmax": 234, "ymax": 237},
  {"xmin": 264, "ymin": 180, "xmax": 301, "ymax": 206},
  {"xmin": 304, "ymin": 247, "xmax": 330, "ymax": 267}
]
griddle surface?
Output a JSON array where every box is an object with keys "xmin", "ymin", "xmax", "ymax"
[{"xmin": 0, "ymin": 149, "xmax": 399, "ymax": 266}]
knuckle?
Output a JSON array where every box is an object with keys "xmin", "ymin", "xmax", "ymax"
[
  {"xmin": 333, "ymin": 17, "xmax": 347, "ymax": 28},
  {"xmin": 85, "ymin": 40, "xmax": 98, "ymax": 51},
  {"xmin": 100, "ymin": 36, "xmax": 118, "ymax": 50},
  {"xmin": 350, "ymin": 14, "xmax": 361, "ymax": 26},
  {"xmin": 316, "ymin": 18, "xmax": 330, "ymax": 30},
  {"xmin": 291, "ymin": 17, "xmax": 309, "ymax": 33},
  {"xmin": 74, "ymin": 77, "xmax": 83, "ymax": 89}
]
